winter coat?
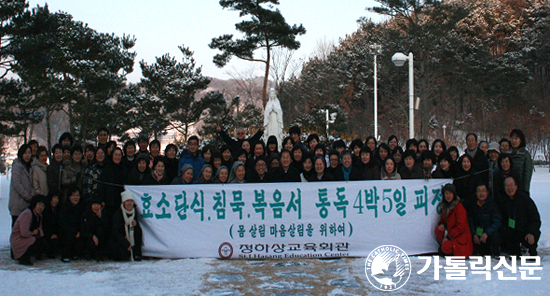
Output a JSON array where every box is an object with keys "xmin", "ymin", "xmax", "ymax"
[
  {"xmin": 501, "ymin": 191, "xmax": 541, "ymax": 237},
  {"xmin": 510, "ymin": 147, "xmax": 533, "ymax": 193},
  {"xmin": 8, "ymin": 159, "xmax": 35, "ymax": 217},
  {"xmin": 308, "ymin": 172, "xmax": 334, "ymax": 182},
  {"xmin": 177, "ymin": 150, "xmax": 205, "ymax": 182},
  {"xmin": 121, "ymin": 157, "xmax": 135, "ymax": 177},
  {"xmin": 399, "ymin": 164, "xmax": 423, "ymax": 179},
  {"xmin": 270, "ymin": 166, "xmax": 301, "ymax": 183},
  {"xmin": 82, "ymin": 208, "xmax": 109, "ymax": 249},
  {"xmin": 32, "ymin": 158, "xmax": 49, "ymax": 196},
  {"xmin": 432, "ymin": 167, "xmax": 455, "ymax": 179},
  {"xmin": 47, "ymin": 159, "xmax": 62, "ymax": 193},
  {"xmin": 333, "ymin": 165, "xmax": 363, "ymax": 181},
  {"xmin": 492, "ymin": 168, "xmax": 522, "ymax": 211},
  {"xmin": 164, "ymin": 157, "xmax": 179, "ymax": 183},
  {"xmin": 435, "ymin": 199, "xmax": 473, "ymax": 257},
  {"xmin": 247, "ymin": 171, "xmax": 273, "ymax": 183},
  {"xmin": 219, "ymin": 129, "xmax": 264, "ymax": 157},
  {"xmin": 82, "ymin": 163, "xmax": 105, "ymax": 204},
  {"xmin": 108, "ymin": 207, "xmax": 143, "ymax": 259},
  {"xmin": 61, "ymin": 159, "xmax": 87, "ymax": 187},
  {"xmin": 465, "ymin": 147, "xmax": 489, "ymax": 185},
  {"xmin": 453, "ymin": 169, "xmax": 480, "ymax": 212},
  {"xmin": 142, "ymin": 171, "xmax": 171, "ymax": 185},
  {"xmin": 468, "ymin": 200, "xmax": 502, "ymax": 238},
  {"xmin": 42, "ymin": 204, "xmax": 60, "ymax": 240},
  {"xmin": 10, "ymin": 208, "xmax": 43, "ymax": 259},
  {"xmin": 360, "ymin": 163, "xmax": 381, "ymax": 181},
  {"xmin": 126, "ymin": 166, "xmax": 151, "ymax": 185},
  {"xmin": 58, "ymin": 199, "xmax": 86, "ymax": 240},
  {"xmin": 98, "ymin": 162, "xmax": 127, "ymax": 214},
  {"xmin": 381, "ymin": 170, "xmax": 401, "ymax": 180}
]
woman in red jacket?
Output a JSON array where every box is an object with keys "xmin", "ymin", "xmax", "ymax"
[{"xmin": 435, "ymin": 183, "xmax": 473, "ymax": 257}]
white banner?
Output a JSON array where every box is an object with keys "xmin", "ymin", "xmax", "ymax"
[{"xmin": 126, "ymin": 179, "xmax": 450, "ymax": 259}]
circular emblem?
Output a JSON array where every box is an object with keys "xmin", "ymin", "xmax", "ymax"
[
  {"xmin": 364, "ymin": 245, "xmax": 411, "ymax": 291},
  {"xmin": 218, "ymin": 242, "xmax": 233, "ymax": 259}
]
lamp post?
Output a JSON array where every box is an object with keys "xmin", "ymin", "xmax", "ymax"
[
  {"xmin": 391, "ymin": 52, "xmax": 414, "ymax": 139},
  {"xmin": 321, "ymin": 109, "xmax": 337, "ymax": 139},
  {"xmin": 370, "ymin": 44, "xmax": 382, "ymax": 139}
]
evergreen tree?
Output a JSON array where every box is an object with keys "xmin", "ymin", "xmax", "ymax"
[
  {"xmin": 5, "ymin": 5, "xmax": 136, "ymax": 143},
  {"xmin": 140, "ymin": 45, "xmax": 211, "ymax": 141},
  {"xmin": 209, "ymin": 0, "xmax": 306, "ymax": 107}
]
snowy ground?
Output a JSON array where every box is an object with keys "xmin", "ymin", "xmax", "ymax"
[{"xmin": 0, "ymin": 167, "xmax": 548, "ymax": 295}]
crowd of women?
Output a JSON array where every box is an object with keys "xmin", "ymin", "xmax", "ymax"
[{"xmin": 7, "ymin": 125, "xmax": 541, "ymax": 265}]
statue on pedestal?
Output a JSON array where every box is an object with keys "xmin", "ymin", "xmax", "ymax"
[{"xmin": 264, "ymin": 88, "xmax": 284, "ymax": 150}]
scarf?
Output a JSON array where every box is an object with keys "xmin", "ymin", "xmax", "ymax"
[
  {"xmin": 342, "ymin": 165, "xmax": 351, "ymax": 181},
  {"xmin": 121, "ymin": 203, "xmax": 136, "ymax": 261}
]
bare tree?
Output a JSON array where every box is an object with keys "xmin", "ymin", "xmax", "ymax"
[
  {"xmin": 270, "ymin": 47, "xmax": 303, "ymax": 89},
  {"xmin": 311, "ymin": 37, "xmax": 335, "ymax": 60}
]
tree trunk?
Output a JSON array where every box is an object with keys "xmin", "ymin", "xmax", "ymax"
[
  {"xmin": 262, "ymin": 45, "xmax": 271, "ymax": 108},
  {"xmin": 45, "ymin": 108, "xmax": 52, "ymax": 150}
]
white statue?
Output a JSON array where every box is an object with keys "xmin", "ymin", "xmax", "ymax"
[{"xmin": 264, "ymin": 88, "xmax": 284, "ymax": 151}]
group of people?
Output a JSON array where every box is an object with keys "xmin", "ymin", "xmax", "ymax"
[{"xmin": 8, "ymin": 125, "xmax": 541, "ymax": 265}]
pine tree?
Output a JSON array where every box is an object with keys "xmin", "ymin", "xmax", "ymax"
[
  {"xmin": 140, "ymin": 45, "xmax": 211, "ymax": 141},
  {"xmin": 209, "ymin": 0, "xmax": 306, "ymax": 107}
]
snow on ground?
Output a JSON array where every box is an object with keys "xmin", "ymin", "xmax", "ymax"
[{"xmin": 0, "ymin": 167, "xmax": 549, "ymax": 295}]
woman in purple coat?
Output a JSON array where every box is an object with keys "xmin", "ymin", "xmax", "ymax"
[{"xmin": 10, "ymin": 195, "xmax": 47, "ymax": 266}]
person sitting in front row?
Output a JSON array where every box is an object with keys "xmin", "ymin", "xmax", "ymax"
[
  {"xmin": 500, "ymin": 176, "xmax": 541, "ymax": 257},
  {"xmin": 468, "ymin": 183, "xmax": 501, "ymax": 257},
  {"xmin": 10, "ymin": 195, "xmax": 47, "ymax": 266},
  {"xmin": 109, "ymin": 190, "xmax": 143, "ymax": 261},
  {"xmin": 435, "ymin": 184, "xmax": 473, "ymax": 258}
]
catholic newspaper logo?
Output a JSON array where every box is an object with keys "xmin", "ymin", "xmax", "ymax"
[{"xmin": 365, "ymin": 245, "xmax": 411, "ymax": 291}]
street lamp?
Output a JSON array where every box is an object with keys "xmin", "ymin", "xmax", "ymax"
[
  {"xmin": 321, "ymin": 109, "xmax": 337, "ymax": 139},
  {"xmin": 391, "ymin": 52, "xmax": 414, "ymax": 139},
  {"xmin": 370, "ymin": 44, "xmax": 382, "ymax": 139}
]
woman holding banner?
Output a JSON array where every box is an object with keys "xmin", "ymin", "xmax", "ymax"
[
  {"xmin": 109, "ymin": 190, "xmax": 142, "ymax": 261},
  {"xmin": 435, "ymin": 184, "xmax": 473, "ymax": 258}
]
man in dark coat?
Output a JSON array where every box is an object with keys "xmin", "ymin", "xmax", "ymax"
[
  {"xmin": 269, "ymin": 150, "xmax": 301, "ymax": 182},
  {"xmin": 289, "ymin": 126, "xmax": 307, "ymax": 151},
  {"xmin": 468, "ymin": 183, "xmax": 501, "ymax": 257},
  {"xmin": 464, "ymin": 133, "xmax": 489, "ymax": 184},
  {"xmin": 500, "ymin": 176, "xmax": 541, "ymax": 257},
  {"xmin": 247, "ymin": 156, "xmax": 272, "ymax": 183},
  {"xmin": 217, "ymin": 124, "xmax": 264, "ymax": 157},
  {"xmin": 178, "ymin": 135, "xmax": 205, "ymax": 182}
]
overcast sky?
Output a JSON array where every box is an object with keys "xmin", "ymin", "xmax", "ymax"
[{"xmin": 27, "ymin": 0, "xmax": 384, "ymax": 82}]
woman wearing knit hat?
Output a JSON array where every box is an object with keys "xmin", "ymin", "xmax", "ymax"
[
  {"xmin": 172, "ymin": 164, "xmax": 194, "ymax": 185},
  {"xmin": 108, "ymin": 190, "xmax": 142, "ymax": 261},
  {"xmin": 434, "ymin": 183, "xmax": 473, "ymax": 258}
]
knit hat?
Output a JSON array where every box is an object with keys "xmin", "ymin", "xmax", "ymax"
[
  {"xmin": 121, "ymin": 190, "xmax": 134, "ymax": 203},
  {"xmin": 179, "ymin": 164, "xmax": 193, "ymax": 176},
  {"xmin": 441, "ymin": 183, "xmax": 457, "ymax": 197},
  {"xmin": 488, "ymin": 142, "xmax": 499, "ymax": 152}
]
